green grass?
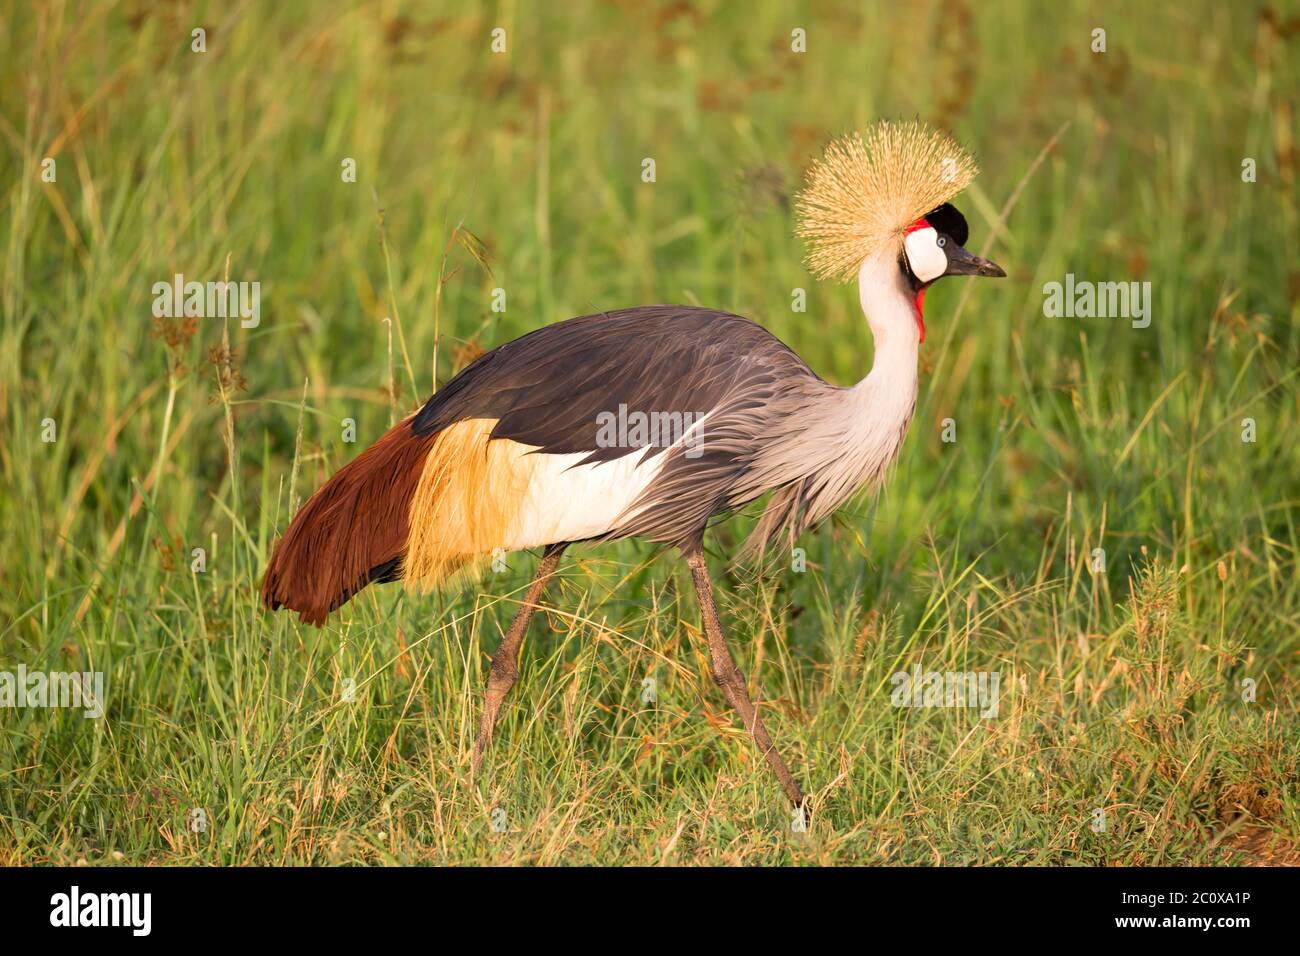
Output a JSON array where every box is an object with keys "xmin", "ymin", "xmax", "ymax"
[{"xmin": 2, "ymin": 0, "xmax": 1298, "ymax": 865}]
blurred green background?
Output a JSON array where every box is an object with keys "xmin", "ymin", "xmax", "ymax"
[{"xmin": 1, "ymin": 0, "xmax": 1297, "ymax": 864}]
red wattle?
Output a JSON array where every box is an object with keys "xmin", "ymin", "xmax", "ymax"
[{"xmin": 907, "ymin": 217, "xmax": 930, "ymax": 343}]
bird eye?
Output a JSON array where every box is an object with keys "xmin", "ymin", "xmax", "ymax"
[{"xmin": 937, "ymin": 236, "xmax": 947, "ymax": 248}]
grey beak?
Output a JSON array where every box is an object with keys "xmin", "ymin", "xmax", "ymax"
[{"xmin": 944, "ymin": 243, "xmax": 1006, "ymax": 278}]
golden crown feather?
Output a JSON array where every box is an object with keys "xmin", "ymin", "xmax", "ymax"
[{"xmin": 796, "ymin": 120, "xmax": 979, "ymax": 283}]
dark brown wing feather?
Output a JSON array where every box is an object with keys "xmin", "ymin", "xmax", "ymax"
[{"xmin": 412, "ymin": 305, "xmax": 820, "ymax": 465}]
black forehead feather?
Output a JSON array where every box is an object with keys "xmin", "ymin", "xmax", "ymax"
[{"xmin": 925, "ymin": 203, "xmax": 968, "ymax": 246}]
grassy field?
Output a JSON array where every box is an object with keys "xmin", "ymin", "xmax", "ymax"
[{"xmin": 2, "ymin": 0, "xmax": 1298, "ymax": 865}]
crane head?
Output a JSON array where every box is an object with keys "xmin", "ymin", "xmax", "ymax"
[
  {"xmin": 898, "ymin": 202, "xmax": 1004, "ymax": 343},
  {"xmin": 901, "ymin": 203, "xmax": 1005, "ymax": 285},
  {"xmin": 796, "ymin": 120, "xmax": 999, "ymax": 286}
]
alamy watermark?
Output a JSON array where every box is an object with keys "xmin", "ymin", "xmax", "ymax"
[
  {"xmin": 1043, "ymin": 274, "xmax": 1150, "ymax": 329},
  {"xmin": 0, "ymin": 665, "xmax": 104, "ymax": 718},
  {"xmin": 50, "ymin": 886, "xmax": 150, "ymax": 936},
  {"xmin": 152, "ymin": 273, "xmax": 260, "ymax": 328},
  {"xmin": 595, "ymin": 404, "xmax": 705, "ymax": 458},
  {"xmin": 891, "ymin": 664, "xmax": 1000, "ymax": 718}
]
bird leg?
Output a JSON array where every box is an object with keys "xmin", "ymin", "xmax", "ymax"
[
  {"xmin": 470, "ymin": 543, "xmax": 566, "ymax": 775},
  {"xmin": 685, "ymin": 549, "xmax": 806, "ymax": 809}
]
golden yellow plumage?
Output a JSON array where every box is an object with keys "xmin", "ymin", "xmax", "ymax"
[
  {"xmin": 795, "ymin": 120, "xmax": 979, "ymax": 282},
  {"xmin": 403, "ymin": 418, "xmax": 537, "ymax": 589}
]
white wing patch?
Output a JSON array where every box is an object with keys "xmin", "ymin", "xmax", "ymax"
[
  {"xmin": 502, "ymin": 447, "xmax": 667, "ymax": 549},
  {"xmin": 502, "ymin": 412, "xmax": 711, "ymax": 549}
]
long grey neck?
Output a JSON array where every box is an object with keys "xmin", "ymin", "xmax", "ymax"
[
  {"xmin": 724, "ymin": 249, "xmax": 924, "ymax": 549},
  {"xmin": 767, "ymin": 250, "xmax": 921, "ymax": 528},
  {"xmin": 852, "ymin": 250, "xmax": 920, "ymax": 421}
]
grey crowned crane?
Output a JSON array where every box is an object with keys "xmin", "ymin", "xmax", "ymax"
[{"xmin": 262, "ymin": 120, "xmax": 1005, "ymax": 808}]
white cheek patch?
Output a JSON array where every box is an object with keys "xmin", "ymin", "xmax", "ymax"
[{"xmin": 904, "ymin": 227, "xmax": 947, "ymax": 283}]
